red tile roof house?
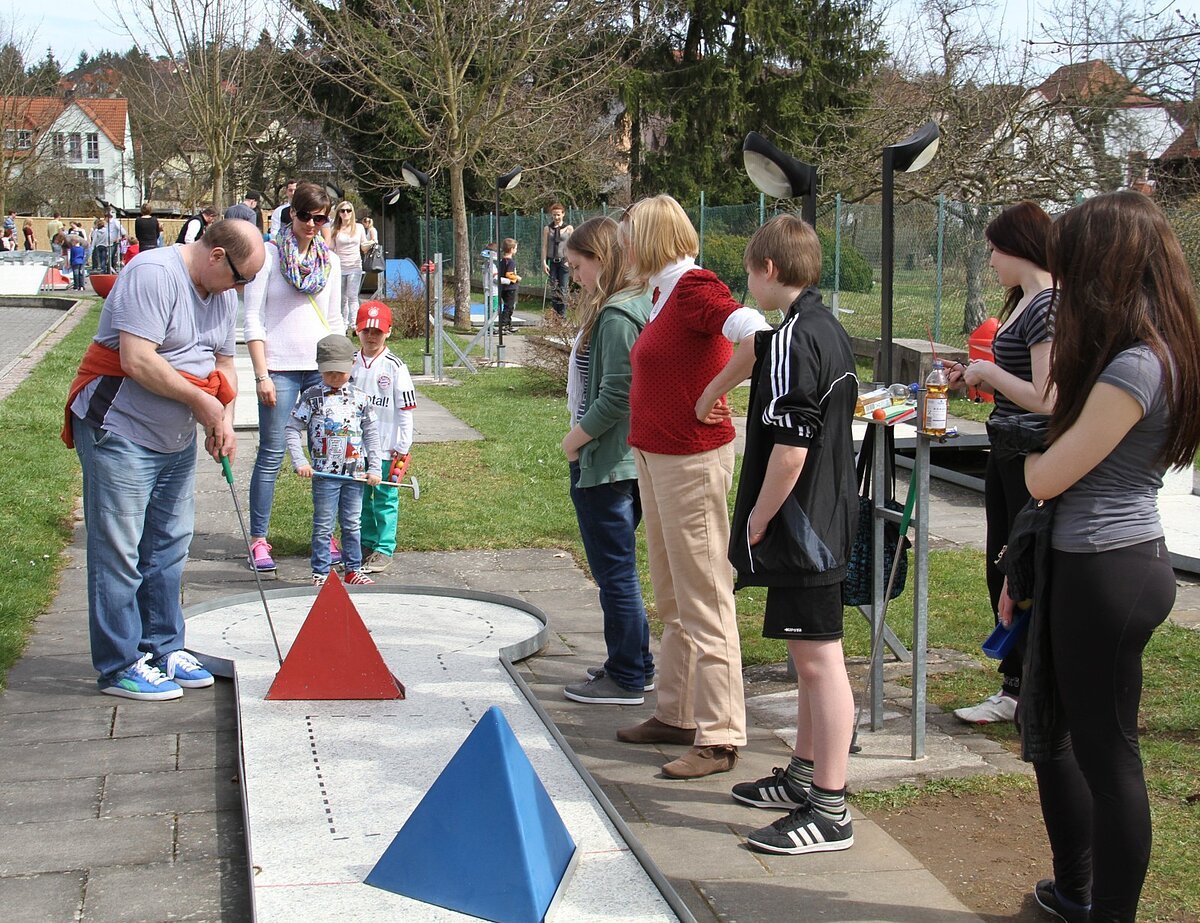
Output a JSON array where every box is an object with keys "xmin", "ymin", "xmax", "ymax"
[{"xmin": 1, "ymin": 94, "xmax": 140, "ymax": 214}]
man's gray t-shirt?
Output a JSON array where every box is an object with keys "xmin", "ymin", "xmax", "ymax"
[
  {"xmin": 70, "ymin": 246, "xmax": 237, "ymax": 453},
  {"xmin": 1052, "ymin": 344, "xmax": 1169, "ymax": 552},
  {"xmin": 225, "ymin": 203, "xmax": 257, "ymax": 224}
]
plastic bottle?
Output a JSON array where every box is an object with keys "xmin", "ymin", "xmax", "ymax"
[{"xmin": 923, "ymin": 360, "xmax": 949, "ymax": 435}]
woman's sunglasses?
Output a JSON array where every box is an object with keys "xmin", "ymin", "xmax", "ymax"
[{"xmin": 294, "ymin": 210, "xmax": 330, "ymax": 226}]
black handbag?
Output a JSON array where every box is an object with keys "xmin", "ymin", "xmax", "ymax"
[
  {"xmin": 842, "ymin": 425, "xmax": 910, "ymax": 607},
  {"xmin": 363, "ymin": 243, "xmax": 385, "ymax": 273}
]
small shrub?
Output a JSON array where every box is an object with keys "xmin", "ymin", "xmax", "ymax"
[
  {"xmin": 701, "ymin": 233, "xmax": 750, "ymax": 296},
  {"xmin": 817, "ymin": 227, "xmax": 873, "ymax": 293},
  {"xmin": 378, "ymin": 284, "xmax": 426, "ymax": 338}
]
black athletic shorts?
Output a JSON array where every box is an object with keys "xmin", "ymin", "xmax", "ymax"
[{"xmin": 762, "ymin": 582, "xmax": 845, "ymax": 641}]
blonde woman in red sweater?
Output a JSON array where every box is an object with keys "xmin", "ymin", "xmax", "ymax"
[{"xmin": 616, "ymin": 194, "xmax": 769, "ymax": 779}]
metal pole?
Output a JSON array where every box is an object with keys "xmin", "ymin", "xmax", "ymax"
[
  {"xmin": 434, "ymin": 253, "xmax": 444, "ymax": 380},
  {"xmin": 758, "ymin": 192, "xmax": 765, "ymax": 227},
  {"xmin": 881, "ymin": 149, "xmax": 896, "ymax": 384},
  {"xmin": 934, "ymin": 193, "xmax": 945, "ymax": 345},
  {"xmin": 802, "ymin": 177, "xmax": 817, "ymax": 229},
  {"xmin": 423, "ymin": 185, "xmax": 432, "ymax": 376},
  {"xmin": 912, "ymin": 432, "xmax": 931, "ymax": 759},
  {"xmin": 698, "ymin": 191, "xmax": 705, "ymax": 267},
  {"xmin": 495, "ymin": 185, "xmax": 505, "ymax": 362},
  {"xmin": 831, "ymin": 194, "xmax": 843, "ymax": 320}
]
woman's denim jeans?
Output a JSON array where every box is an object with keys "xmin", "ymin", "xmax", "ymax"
[
  {"xmin": 73, "ymin": 419, "xmax": 194, "ymax": 684},
  {"xmin": 311, "ymin": 477, "xmax": 364, "ymax": 574},
  {"xmin": 569, "ymin": 462, "xmax": 654, "ymax": 690},
  {"xmin": 249, "ymin": 369, "xmax": 322, "ymax": 537}
]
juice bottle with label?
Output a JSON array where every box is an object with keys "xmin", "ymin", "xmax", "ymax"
[{"xmin": 923, "ymin": 360, "xmax": 949, "ymax": 435}]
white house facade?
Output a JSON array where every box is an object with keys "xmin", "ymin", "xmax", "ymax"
[{"xmin": 47, "ymin": 97, "xmax": 140, "ymax": 212}]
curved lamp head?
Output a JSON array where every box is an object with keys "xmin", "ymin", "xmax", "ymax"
[
  {"xmin": 497, "ymin": 166, "xmax": 522, "ymax": 191},
  {"xmin": 742, "ymin": 132, "xmax": 816, "ymax": 199},
  {"xmin": 401, "ymin": 163, "xmax": 429, "ymax": 189},
  {"xmin": 886, "ymin": 121, "xmax": 940, "ymax": 173},
  {"xmin": 384, "ymin": 188, "xmax": 402, "ymax": 206}
]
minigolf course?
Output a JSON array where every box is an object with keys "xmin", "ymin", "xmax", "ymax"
[{"xmin": 184, "ymin": 582, "xmax": 686, "ymax": 921}]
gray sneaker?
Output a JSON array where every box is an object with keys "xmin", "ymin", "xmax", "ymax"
[
  {"xmin": 564, "ymin": 672, "xmax": 644, "ymax": 705},
  {"xmin": 362, "ymin": 551, "xmax": 393, "ymax": 574},
  {"xmin": 587, "ymin": 665, "xmax": 655, "ymax": 692}
]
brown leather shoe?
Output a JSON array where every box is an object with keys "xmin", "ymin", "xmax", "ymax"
[
  {"xmin": 616, "ymin": 716, "xmax": 695, "ymax": 745},
  {"xmin": 662, "ymin": 745, "xmax": 739, "ymax": 779}
]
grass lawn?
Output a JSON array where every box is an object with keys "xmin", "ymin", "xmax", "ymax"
[{"xmin": 4, "ymin": 332, "xmax": 1197, "ymax": 919}]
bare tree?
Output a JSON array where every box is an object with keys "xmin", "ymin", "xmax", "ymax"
[
  {"xmin": 113, "ymin": 0, "xmax": 288, "ymax": 208},
  {"xmin": 291, "ymin": 0, "xmax": 628, "ymax": 328},
  {"xmin": 0, "ymin": 18, "xmax": 56, "ymax": 214}
]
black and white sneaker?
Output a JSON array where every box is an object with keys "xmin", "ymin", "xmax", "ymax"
[
  {"xmin": 586, "ymin": 665, "xmax": 655, "ymax": 693},
  {"xmin": 745, "ymin": 805, "xmax": 854, "ymax": 855},
  {"xmin": 731, "ymin": 767, "xmax": 810, "ymax": 809}
]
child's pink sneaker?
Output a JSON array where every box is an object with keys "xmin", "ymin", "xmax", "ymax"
[{"xmin": 249, "ymin": 538, "xmax": 275, "ymax": 573}]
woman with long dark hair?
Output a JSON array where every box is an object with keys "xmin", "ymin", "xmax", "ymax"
[
  {"xmin": 948, "ymin": 201, "xmax": 1055, "ymax": 724},
  {"xmin": 243, "ymin": 182, "xmax": 343, "ymax": 573},
  {"xmin": 559, "ymin": 216, "xmax": 655, "ymax": 705},
  {"xmin": 1021, "ymin": 190, "xmax": 1200, "ymax": 922}
]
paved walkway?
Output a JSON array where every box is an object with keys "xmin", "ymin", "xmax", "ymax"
[{"xmin": 1, "ymin": 304, "xmax": 1195, "ymax": 921}]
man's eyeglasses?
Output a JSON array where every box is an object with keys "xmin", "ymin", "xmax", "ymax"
[
  {"xmin": 294, "ymin": 210, "xmax": 330, "ymax": 226},
  {"xmin": 224, "ymin": 250, "xmax": 254, "ymax": 286}
]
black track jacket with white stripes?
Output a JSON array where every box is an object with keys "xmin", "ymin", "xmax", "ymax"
[{"xmin": 728, "ymin": 287, "xmax": 858, "ymax": 588}]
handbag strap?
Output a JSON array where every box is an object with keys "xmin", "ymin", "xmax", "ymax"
[
  {"xmin": 855, "ymin": 423, "xmax": 898, "ymax": 501},
  {"xmin": 307, "ymin": 294, "xmax": 331, "ymax": 332}
]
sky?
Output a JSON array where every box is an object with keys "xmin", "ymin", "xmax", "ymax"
[{"xmin": 18, "ymin": 0, "xmax": 1200, "ymax": 78}]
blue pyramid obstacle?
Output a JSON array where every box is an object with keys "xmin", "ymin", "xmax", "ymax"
[{"xmin": 365, "ymin": 706, "xmax": 577, "ymax": 922}]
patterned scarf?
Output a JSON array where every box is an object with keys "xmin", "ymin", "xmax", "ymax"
[{"xmin": 276, "ymin": 224, "xmax": 332, "ymax": 294}]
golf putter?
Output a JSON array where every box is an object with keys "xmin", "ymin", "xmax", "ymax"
[{"xmin": 218, "ymin": 455, "xmax": 283, "ymax": 665}]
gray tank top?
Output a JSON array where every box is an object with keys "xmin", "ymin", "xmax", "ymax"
[{"xmin": 547, "ymin": 224, "xmax": 568, "ymax": 261}]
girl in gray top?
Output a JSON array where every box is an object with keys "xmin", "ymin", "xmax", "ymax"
[{"xmin": 1018, "ymin": 191, "xmax": 1200, "ymax": 923}]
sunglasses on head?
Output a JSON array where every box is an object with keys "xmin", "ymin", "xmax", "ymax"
[
  {"xmin": 294, "ymin": 209, "xmax": 330, "ymax": 226},
  {"xmin": 224, "ymin": 250, "xmax": 255, "ymax": 286}
]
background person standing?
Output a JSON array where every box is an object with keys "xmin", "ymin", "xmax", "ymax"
[{"xmin": 541, "ymin": 202, "xmax": 574, "ymax": 317}]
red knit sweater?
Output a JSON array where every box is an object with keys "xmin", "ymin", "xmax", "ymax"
[{"xmin": 628, "ymin": 269, "xmax": 740, "ymax": 455}]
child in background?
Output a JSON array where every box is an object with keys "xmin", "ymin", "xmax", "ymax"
[
  {"xmin": 351, "ymin": 301, "xmax": 416, "ymax": 575},
  {"xmin": 698, "ymin": 215, "xmax": 858, "ymax": 855},
  {"xmin": 69, "ymin": 238, "xmax": 87, "ymax": 290},
  {"xmin": 286, "ymin": 334, "xmax": 383, "ymax": 587},
  {"xmin": 498, "ymin": 238, "xmax": 520, "ymax": 333}
]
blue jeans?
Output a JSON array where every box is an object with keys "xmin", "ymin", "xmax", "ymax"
[
  {"xmin": 73, "ymin": 418, "xmax": 195, "ymax": 684},
  {"xmin": 569, "ymin": 462, "xmax": 653, "ymax": 690},
  {"xmin": 249, "ymin": 369, "xmax": 322, "ymax": 537},
  {"xmin": 548, "ymin": 259, "xmax": 569, "ymax": 316},
  {"xmin": 311, "ymin": 477, "xmax": 364, "ymax": 574}
]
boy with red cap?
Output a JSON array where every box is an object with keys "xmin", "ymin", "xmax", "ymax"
[{"xmin": 351, "ymin": 301, "xmax": 416, "ymax": 573}]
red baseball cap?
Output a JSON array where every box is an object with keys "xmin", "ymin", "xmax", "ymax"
[{"xmin": 356, "ymin": 301, "xmax": 392, "ymax": 331}]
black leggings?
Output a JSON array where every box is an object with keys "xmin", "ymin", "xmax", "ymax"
[
  {"xmin": 985, "ymin": 448, "xmax": 1031, "ymax": 693},
  {"xmin": 1034, "ymin": 538, "xmax": 1174, "ymax": 923}
]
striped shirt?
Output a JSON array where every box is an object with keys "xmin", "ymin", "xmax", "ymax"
[{"xmin": 991, "ymin": 288, "xmax": 1054, "ymax": 418}]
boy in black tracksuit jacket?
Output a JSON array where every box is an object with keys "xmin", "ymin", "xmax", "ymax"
[{"xmin": 696, "ymin": 215, "xmax": 858, "ymax": 857}]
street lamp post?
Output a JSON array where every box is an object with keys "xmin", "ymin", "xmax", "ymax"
[
  {"xmin": 402, "ymin": 163, "xmax": 432, "ymax": 376},
  {"xmin": 741, "ymin": 132, "xmax": 817, "ymax": 226},
  {"xmin": 379, "ymin": 187, "xmax": 402, "ymax": 290},
  {"xmin": 494, "ymin": 166, "xmax": 522, "ymax": 361},
  {"xmin": 880, "ymin": 122, "xmax": 940, "ymax": 383}
]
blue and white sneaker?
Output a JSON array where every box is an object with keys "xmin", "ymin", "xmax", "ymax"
[
  {"xmin": 152, "ymin": 650, "xmax": 214, "ymax": 689},
  {"xmin": 745, "ymin": 804, "xmax": 854, "ymax": 855},
  {"xmin": 101, "ymin": 655, "xmax": 183, "ymax": 701}
]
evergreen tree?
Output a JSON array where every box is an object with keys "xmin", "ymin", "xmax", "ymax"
[
  {"xmin": 26, "ymin": 48, "xmax": 62, "ymax": 95},
  {"xmin": 630, "ymin": 0, "xmax": 884, "ymax": 203}
]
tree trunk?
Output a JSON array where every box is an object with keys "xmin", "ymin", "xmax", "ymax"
[
  {"xmin": 961, "ymin": 205, "xmax": 990, "ymax": 334},
  {"xmin": 449, "ymin": 163, "xmax": 472, "ymax": 331},
  {"xmin": 212, "ymin": 164, "xmax": 225, "ymax": 212}
]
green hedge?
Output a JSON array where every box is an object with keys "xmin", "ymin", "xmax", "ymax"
[{"xmin": 702, "ymin": 229, "xmax": 874, "ymax": 300}]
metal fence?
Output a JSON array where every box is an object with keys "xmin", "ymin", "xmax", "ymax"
[{"xmin": 423, "ymin": 198, "xmax": 1200, "ymax": 350}]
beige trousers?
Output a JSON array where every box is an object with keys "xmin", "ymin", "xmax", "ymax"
[{"xmin": 634, "ymin": 444, "xmax": 747, "ymax": 747}]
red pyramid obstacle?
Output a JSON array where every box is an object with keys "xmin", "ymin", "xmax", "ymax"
[{"xmin": 266, "ymin": 571, "xmax": 405, "ymax": 700}]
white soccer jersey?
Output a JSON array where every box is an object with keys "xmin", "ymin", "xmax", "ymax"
[{"xmin": 351, "ymin": 348, "xmax": 416, "ymax": 455}]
